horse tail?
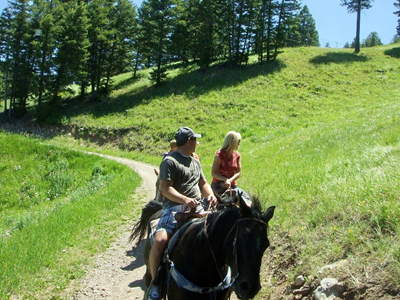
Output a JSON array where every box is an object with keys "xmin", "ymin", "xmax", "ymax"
[{"xmin": 129, "ymin": 200, "xmax": 163, "ymax": 246}]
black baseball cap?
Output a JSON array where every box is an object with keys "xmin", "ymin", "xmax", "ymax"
[{"xmin": 175, "ymin": 127, "xmax": 202, "ymax": 143}]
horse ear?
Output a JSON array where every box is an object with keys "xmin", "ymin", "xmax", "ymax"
[
  {"xmin": 238, "ymin": 191, "xmax": 251, "ymax": 213},
  {"xmin": 263, "ymin": 206, "xmax": 275, "ymax": 224}
]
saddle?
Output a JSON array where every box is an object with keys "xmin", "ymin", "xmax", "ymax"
[
  {"xmin": 174, "ymin": 207, "xmax": 204, "ymax": 224},
  {"xmin": 149, "ymin": 206, "xmax": 207, "ymax": 247}
]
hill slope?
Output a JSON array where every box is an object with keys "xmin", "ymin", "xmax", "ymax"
[{"xmin": 7, "ymin": 44, "xmax": 400, "ymax": 299}]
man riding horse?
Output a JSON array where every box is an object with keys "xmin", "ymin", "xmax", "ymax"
[{"xmin": 145, "ymin": 126, "xmax": 217, "ymax": 300}]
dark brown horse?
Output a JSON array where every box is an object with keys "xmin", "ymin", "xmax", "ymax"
[{"xmin": 130, "ymin": 194, "xmax": 275, "ymax": 300}]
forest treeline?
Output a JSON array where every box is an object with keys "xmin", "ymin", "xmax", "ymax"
[{"xmin": 0, "ymin": 0, "xmax": 319, "ymax": 119}]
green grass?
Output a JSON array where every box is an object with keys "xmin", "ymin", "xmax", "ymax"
[
  {"xmin": 6, "ymin": 43, "xmax": 400, "ymax": 296},
  {"xmin": 0, "ymin": 132, "xmax": 142, "ymax": 299}
]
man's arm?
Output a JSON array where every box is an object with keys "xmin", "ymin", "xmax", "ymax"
[
  {"xmin": 160, "ymin": 179, "xmax": 200, "ymax": 208},
  {"xmin": 199, "ymin": 178, "xmax": 218, "ymax": 206}
]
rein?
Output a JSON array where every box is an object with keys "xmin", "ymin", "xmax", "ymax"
[
  {"xmin": 220, "ymin": 188, "xmax": 235, "ymax": 200},
  {"xmin": 203, "ymin": 212, "xmax": 269, "ymax": 287},
  {"xmin": 168, "ymin": 204, "xmax": 235, "ymax": 298},
  {"xmin": 222, "ymin": 217, "xmax": 268, "ymax": 279},
  {"xmin": 170, "ymin": 203, "xmax": 268, "ymax": 298}
]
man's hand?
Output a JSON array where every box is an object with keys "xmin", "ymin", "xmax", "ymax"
[
  {"xmin": 207, "ymin": 194, "xmax": 218, "ymax": 207},
  {"xmin": 184, "ymin": 197, "xmax": 200, "ymax": 208}
]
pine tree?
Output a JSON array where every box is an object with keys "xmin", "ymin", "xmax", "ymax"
[
  {"xmin": 361, "ymin": 31, "xmax": 383, "ymax": 47},
  {"xmin": 231, "ymin": 0, "xmax": 258, "ymax": 65},
  {"xmin": 30, "ymin": 0, "xmax": 60, "ymax": 112},
  {"xmin": 182, "ymin": 0, "xmax": 202, "ymax": 63},
  {"xmin": 285, "ymin": 11, "xmax": 301, "ymax": 47},
  {"xmin": 0, "ymin": 8, "xmax": 13, "ymax": 116},
  {"xmin": 87, "ymin": 0, "xmax": 113, "ymax": 99},
  {"xmin": 340, "ymin": 0, "xmax": 374, "ymax": 53},
  {"xmin": 274, "ymin": 0, "xmax": 301, "ymax": 60},
  {"xmin": 297, "ymin": 5, "xmax": 319, "ymax": 46},
  {"xmin": 198, "ymin": 0, "xmax": 218, "ymax": 69},
  {"xmin": 7, "ymin": 0, "xmax": 35, "ymax": 116},
  {"xmin": 52, "ymin": 0, "xmax": 89, "ymax": 102},
  {"xmin": 135, "ymin": 0, "xmax": 154, "ymax": 72},
  {"xmin": 104, "ymin": 0, "xmax": 137, "ymax": 91},
  {"xmin": 169, "ymin": 0, "xmax": 190, "ymax": 63},
  {"xmin": 144, "ymin": 0, "xmax": 177, "ymax": 86},
  {"xmin": 255, "ymin": 0, "xmax": 278, "ymax": 62},
  {"xmin": 394, "ymin": 0, "xmax": 400, "ymax": 36}
]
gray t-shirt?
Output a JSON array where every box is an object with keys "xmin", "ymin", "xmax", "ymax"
[{"xmin": 159, "ymin": 151, "xmax": 205, "ymax": 208}]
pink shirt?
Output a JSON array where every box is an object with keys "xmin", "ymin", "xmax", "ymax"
[{"xmin": 212, "ymin": 150, "xmax": 240, "ymax": 186}]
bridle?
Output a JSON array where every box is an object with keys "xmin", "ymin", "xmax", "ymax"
[
  {"xmin": 204, "ymin": 213, "xmax": 269, "ymax": 283},
  {"xmin": 168, "ymin": 208, "xmax": 268, "ymax": 299},
  {"xmin": 224, "ymin": 217, "xmax": 268, "ymax": 279}
]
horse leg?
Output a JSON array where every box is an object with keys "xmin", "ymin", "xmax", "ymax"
[{"xmin": 144, "ymin": 238, "xmax": 152, "ymax": 287}]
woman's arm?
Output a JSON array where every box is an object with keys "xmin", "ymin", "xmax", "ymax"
[
  {"xmin": 211, "ymin": 156, "xmax": 231, "ymax": 187},
  {"xmin": 228, "ymin": 155, "xmax": 241, "ymax": 183}
]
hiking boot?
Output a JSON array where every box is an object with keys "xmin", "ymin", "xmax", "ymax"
[{"xmin": 145, "ymin": 282, "xmax": 160, "ymax": 300}]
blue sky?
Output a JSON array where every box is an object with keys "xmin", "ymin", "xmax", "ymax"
[
  {"xmin": 301, "ymin": 0, "xmax": 398, "ymax": 47},
  {"xmin": 0, "ymin": 0, "xmax": 397, "ymax": 47}
]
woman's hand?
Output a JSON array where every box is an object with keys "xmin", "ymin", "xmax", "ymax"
[{"xmin": 223, "ymin": 178, "xmax": 231, "ymax": 187}]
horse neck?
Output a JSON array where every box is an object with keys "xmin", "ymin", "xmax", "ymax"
[{"xmin": 206, "ymin": 210, "xmax": 240, "ymax": 263}]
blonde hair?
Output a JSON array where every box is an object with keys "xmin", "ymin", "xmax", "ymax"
[
  {"xmin": 170, "ymin": 139, "xmax": 177, "ymax": 148},
  {"xmin": 221, "ymin": 131, "xmax": 241, "ymax": 152}
]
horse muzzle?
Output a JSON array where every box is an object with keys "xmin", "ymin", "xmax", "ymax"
[{"xmin": 234, "ymin": 280, "xmax": 261, "ymax": 299}]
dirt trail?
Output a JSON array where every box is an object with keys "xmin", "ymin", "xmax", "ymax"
[
  {"xmin": 66, "ymin": 153, "xmax": 239, "ymax": 300},
  {"xmin": 68, "ymin": 154, "xmax": 156, "ymax": 300}
]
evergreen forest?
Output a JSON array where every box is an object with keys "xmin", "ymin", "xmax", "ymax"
[{"xmin": 0, "ymin": 0, "xmax": 320, "ymax": 118}]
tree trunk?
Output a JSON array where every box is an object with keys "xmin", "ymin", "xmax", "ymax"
[
  {"xmin": 3, "ymin": 58, "xmax": 9, "ymax": 114},
  {"xmin": 355, "ymin": 0, "xmax": 361, "ymax": 53},
  {"xmin": 80, "ymin": 81, "xmax": 86, "ymax": 98}
]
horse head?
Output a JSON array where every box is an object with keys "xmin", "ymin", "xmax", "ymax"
[{"xmin": 224, "ymin": 193, "xmax": 275, "ymax": 300}]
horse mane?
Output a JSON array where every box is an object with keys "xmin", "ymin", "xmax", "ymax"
[
  {"xmin": 190, "ymin": 194, "xmax": 264, "ymax": 241},
  {"xmin": 249, "ymin": 195, "xmax": 262, "ymax": 212}
]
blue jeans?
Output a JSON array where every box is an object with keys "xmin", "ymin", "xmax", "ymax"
[{"xmin": 156, "ymin": 204, "xmax": 204, "ymax": 235}]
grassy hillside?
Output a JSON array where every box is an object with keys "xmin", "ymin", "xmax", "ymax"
[
  {"xmin": 0, "ymin": 133, "xmax": 142, "ymax": 299},
  {"xmin": 7, "ymin": 44, "xmax": 400, "ymax": 298}
]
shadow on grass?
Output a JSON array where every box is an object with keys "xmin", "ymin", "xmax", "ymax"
[
  {"xmin": 113, "ymin": 73, "xmax": 147, "ymax": 91},
  {"xmin": 384, "ymin": 47, "xmax": 400, "ymax": 58},
  {"xmin": 310, "ymin": 52, "xmax": 368, "ymax": 65},
  {"xmin": 58, "ymin": 59, "xmax": 285, "ymax": 120}
]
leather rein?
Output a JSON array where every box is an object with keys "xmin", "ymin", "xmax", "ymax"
[
  {"xmin": 169, "ymin": 198, "xmax": 268, "ymax": 297},
  {"xmin": 203, "ymin": 211, "xmax": 269, "ymax": 289}
]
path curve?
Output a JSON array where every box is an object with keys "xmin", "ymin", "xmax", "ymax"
[{"xmin": 69, "ymin": 153, "xmax": 157, "ymax": 300}]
